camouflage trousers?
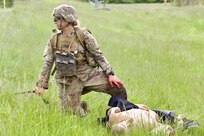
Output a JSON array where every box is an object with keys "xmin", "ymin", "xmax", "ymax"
[{"xmin": 56, "ymin": 71, "xmax": 127, "ymax": 116}]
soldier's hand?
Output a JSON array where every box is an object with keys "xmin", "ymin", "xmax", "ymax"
[
  {"xmin": 108, "ymin": 75, "xmax": 123, "ymax": 89},
  {"xmin": 34, "ymin": 86, "xmax": 44, "ymax": 96}
]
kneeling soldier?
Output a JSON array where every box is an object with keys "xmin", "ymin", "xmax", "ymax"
[{"xmin": 34, "ymin": 4, "xmax": 127, "ymax": 116}]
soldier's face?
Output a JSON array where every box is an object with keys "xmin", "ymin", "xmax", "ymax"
[
  {"xmin": 54, "ymin": 18, "xmax": 69, "ymax": 30},
  {"xmin": 54, "ymin": 17, "xmax": 63, "ymax": 30}
]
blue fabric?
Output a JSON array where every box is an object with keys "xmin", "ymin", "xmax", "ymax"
[
  {"xmin": 106, "ymin": 95, "xmax": 139, "ymax": 115},
  {"xmin": 152, "ymin": 109, "xmax": 175, "ymax": 123}
]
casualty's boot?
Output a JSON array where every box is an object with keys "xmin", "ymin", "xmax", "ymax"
[
  {"xmin": 183, "ymin": 118, "xmax": 199, "ymax": 129},
  {"xmin": 97, "ymin": 116, "xmax": 109, "ymax": 127},
  {"xmin": 176, "ymin": 114, "xmax": 199, "ymax": 130}
]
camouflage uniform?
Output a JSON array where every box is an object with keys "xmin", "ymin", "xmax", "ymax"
[{"xmin": 36, "ymin": 4, "xmax": 127, "ymax": 115}]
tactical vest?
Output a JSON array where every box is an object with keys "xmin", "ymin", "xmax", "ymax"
[{"xmin": 50, "ymin": 27, "xmax": 98, "ymax": 77}]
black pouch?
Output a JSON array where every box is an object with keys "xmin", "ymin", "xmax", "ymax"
[{"xmin": 55, "ymin": 51, "xmax": 77, "ymax": 76}]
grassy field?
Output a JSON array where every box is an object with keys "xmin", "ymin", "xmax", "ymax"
[{"xmin": 0, "ymin": 0, "xmax": 204, "ymax": 135}]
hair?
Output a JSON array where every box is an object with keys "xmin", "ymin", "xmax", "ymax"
[{"xmin": 69, "ymin": 20, "xmax": 80, "ymax": 27}]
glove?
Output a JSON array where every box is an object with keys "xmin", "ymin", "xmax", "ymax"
[
  {"xmin": 34, "ymin": 86, "xmax": 44, "ymax": 96},
  {"xmin": 108, "ymin": 75, "xmax": 123, "ymax": 89}
]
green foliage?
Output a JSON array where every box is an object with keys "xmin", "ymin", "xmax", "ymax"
[
  {"xmin": 107, "ymin": 0, "xmax": 165, "ymax": 3},
  {"xmin": 78, "ymin": 0, "xmax": 89, "ymax": 2},
  {"xmin": 78, "ymin": 0, "xmax": 173, "ymax": 3},
  {"xmin": 0, "ymin": 0, "xmax": 14, "ymax": 8},
  {"xmin": 0, "ymin": 0, "xmax": 204, "ymax": 136},
  {"xmin": 173, "ymin": 0, "xmax": 204, "ymax": 6}
]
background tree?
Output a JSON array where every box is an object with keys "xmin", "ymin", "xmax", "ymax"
[
  {"xmin": 0, "ymin": 0, "xmax": 14, "ymax": 8},
  {"xmin": 173, "ymin": 0, "xmax": 204, "ymax": 6}
]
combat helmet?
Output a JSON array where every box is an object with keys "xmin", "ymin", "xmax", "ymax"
[{"xmin": 52, "ymin": 4, "xmax": 77, "ymax": 22}]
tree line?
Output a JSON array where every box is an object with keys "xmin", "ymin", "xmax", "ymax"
[
  {"xmin": 106, "ymin": 0, "xmax": 204, "ymax": 5},
  {"xmin": 173, "ymin": 0, "xmax": 204, "ymax": 6},
  {"xmin": 0, "ymin": 0, "xmax": 13, "ymax": 8},
  {"xmin": 1, "ymin": 0, "xmax": 204, "ymax": 8},
  {"xmin": 89, "ymin": 0, "xmax": 204, "ymax": 6},
  {"xmin": 106, "ymin": 0, "xmax": 168, "ymax": 3}
]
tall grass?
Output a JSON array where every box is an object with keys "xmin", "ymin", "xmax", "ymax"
[{"xmin": 0, "ymin": 0, "xmax": 204, "ymax": 135}]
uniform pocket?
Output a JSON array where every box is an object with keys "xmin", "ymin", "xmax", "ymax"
[{"xmin": 55, "ymin": 51, "xmax": 77, "ymax": 76}]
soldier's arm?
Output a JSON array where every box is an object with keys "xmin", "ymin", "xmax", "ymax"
[
  {"xmin": 36, "ymin": 37, "xmax": 55, "ymax": 89},
  {"xmin": 83, "ymin": 31, "xmax": 114, "ymax": 76}
]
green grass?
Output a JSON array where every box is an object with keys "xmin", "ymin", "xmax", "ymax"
[{"xmin": 0, "ymin": 0, "xmax": 204, "ymax": 135}]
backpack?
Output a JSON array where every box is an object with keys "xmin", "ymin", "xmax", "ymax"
[{"xmin": 74, "ymin": 26, "xmax": 99, "ymax": 68}]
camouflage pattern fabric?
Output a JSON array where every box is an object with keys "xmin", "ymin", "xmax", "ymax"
[
  {"xmin": 36, "ymin": 28, "xmax": 127, "ymax": 115},
  {"xmin": 57, "ymin": 71, "xmax": 127, "ymax": 116},
  {"xmin": 52, "ymin": 4, "xmax": 77, "ymax": 22}
]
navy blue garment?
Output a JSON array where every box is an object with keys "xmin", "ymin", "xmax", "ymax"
[
  {"xmin": 152, "ymin": 109, "xmax": 175, "ymax": 124},
  {"xmin": 97, "ymin": 95, "xmax": 139, "ymax": 126},
  {"xmin": 106, "ymin": 95, "xmax": 139, "ymax": 115}
]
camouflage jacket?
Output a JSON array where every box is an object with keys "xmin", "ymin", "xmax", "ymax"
[{"xmin": 37, "ymin": 27, "xmax": 114, "ymax": 89}]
